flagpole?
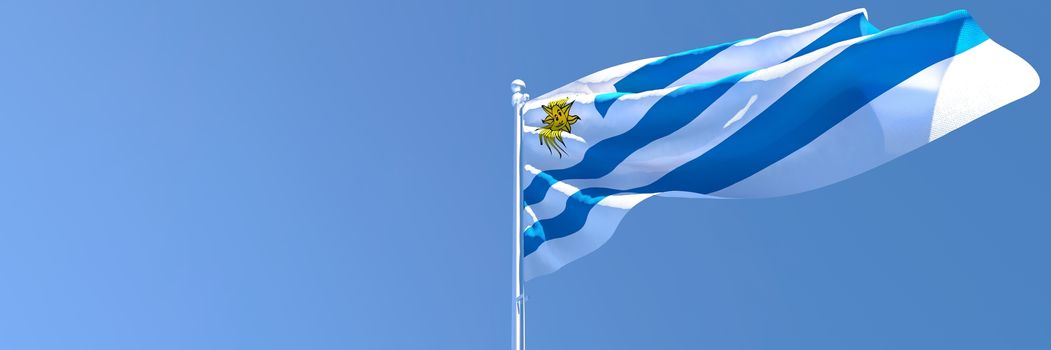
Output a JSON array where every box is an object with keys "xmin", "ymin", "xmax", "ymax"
[{"xmin": 511, "ymin": 79, "xmax": 529, "ymax": 350}]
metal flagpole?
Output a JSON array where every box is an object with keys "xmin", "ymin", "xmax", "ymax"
[{"xmin": 511, "ymin": 79, "xmax": 529, "ymax": 350}]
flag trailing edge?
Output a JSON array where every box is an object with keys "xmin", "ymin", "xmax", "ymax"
[{"xmin": 520, "ymin": 10, "xmax": 1040, "ymax": 280}]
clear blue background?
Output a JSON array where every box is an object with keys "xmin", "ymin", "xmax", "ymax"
[{"xmin": 0, "ymin": 1, "xmax": 1047, "ymax": 349}]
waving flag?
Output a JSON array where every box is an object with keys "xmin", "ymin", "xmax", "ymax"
[{"xmin": 519, "ymin": 10, "xmax": 1039, "ymax": 280}]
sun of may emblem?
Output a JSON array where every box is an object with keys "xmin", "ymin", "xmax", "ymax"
[{"xmin": 538, "ymin": 98, "xmax": 580, "ymax": 157}]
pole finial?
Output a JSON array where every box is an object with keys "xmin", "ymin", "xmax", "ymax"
[
  {"xmin": 511, "ymin": 79, "xmax": 530, "ymax": 111},
  {"xmin": 511, "ymin": 79, "xmax": 526, "ymax": 93}
]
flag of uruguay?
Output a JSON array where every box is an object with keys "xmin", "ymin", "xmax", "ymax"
[{"xmin": 520, "ymin": 10, "xmax": 1039, "ymax": 280}]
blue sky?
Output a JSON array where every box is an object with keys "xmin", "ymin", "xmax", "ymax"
[{"xmin": 0, "ymin": 0, "xmax": 1048, "ymax": 349}]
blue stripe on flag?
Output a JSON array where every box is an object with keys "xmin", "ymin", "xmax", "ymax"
[
  {"xmin": 524, "ymin": 10, "xmax": 988, "ymax": 257},
  {"xmin": 594, "ymin": 92, "xmax": 628, "ymax": 118},
  {"xmin": 785, "ymin": 12, "xmax": 880, "ymax": 62},
  {"xmin": 523, "ymin": 72, "xmax": 751, "ymax": 207},
  {"xmin": 613, "ymin": 41, "xmax": 737, "ymax": 93},
  {"xmin": 524, "ymin": 188, "xmax": 617, "ymax": 257}
]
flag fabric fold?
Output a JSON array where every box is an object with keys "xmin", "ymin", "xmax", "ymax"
[
  {"xmin": 520, "ymin": 10, "xmax": 1039, "ymax": 280},
  {"xmin": 537, "ymin": 8, "xmax": 878, "ymax": 103}
]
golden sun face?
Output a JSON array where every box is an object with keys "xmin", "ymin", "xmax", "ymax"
[{"xmin": 538, "ymin": 98, "xmax": 579, "ymax": 157}]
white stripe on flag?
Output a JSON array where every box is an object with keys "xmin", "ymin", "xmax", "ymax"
[
  {"xmin": 667, "ymin": 8, "xmax": 869, "ymax": 87},
  {"xmin": 534, "ymin": 9, "xmax": 873, "ymax": 100}
]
